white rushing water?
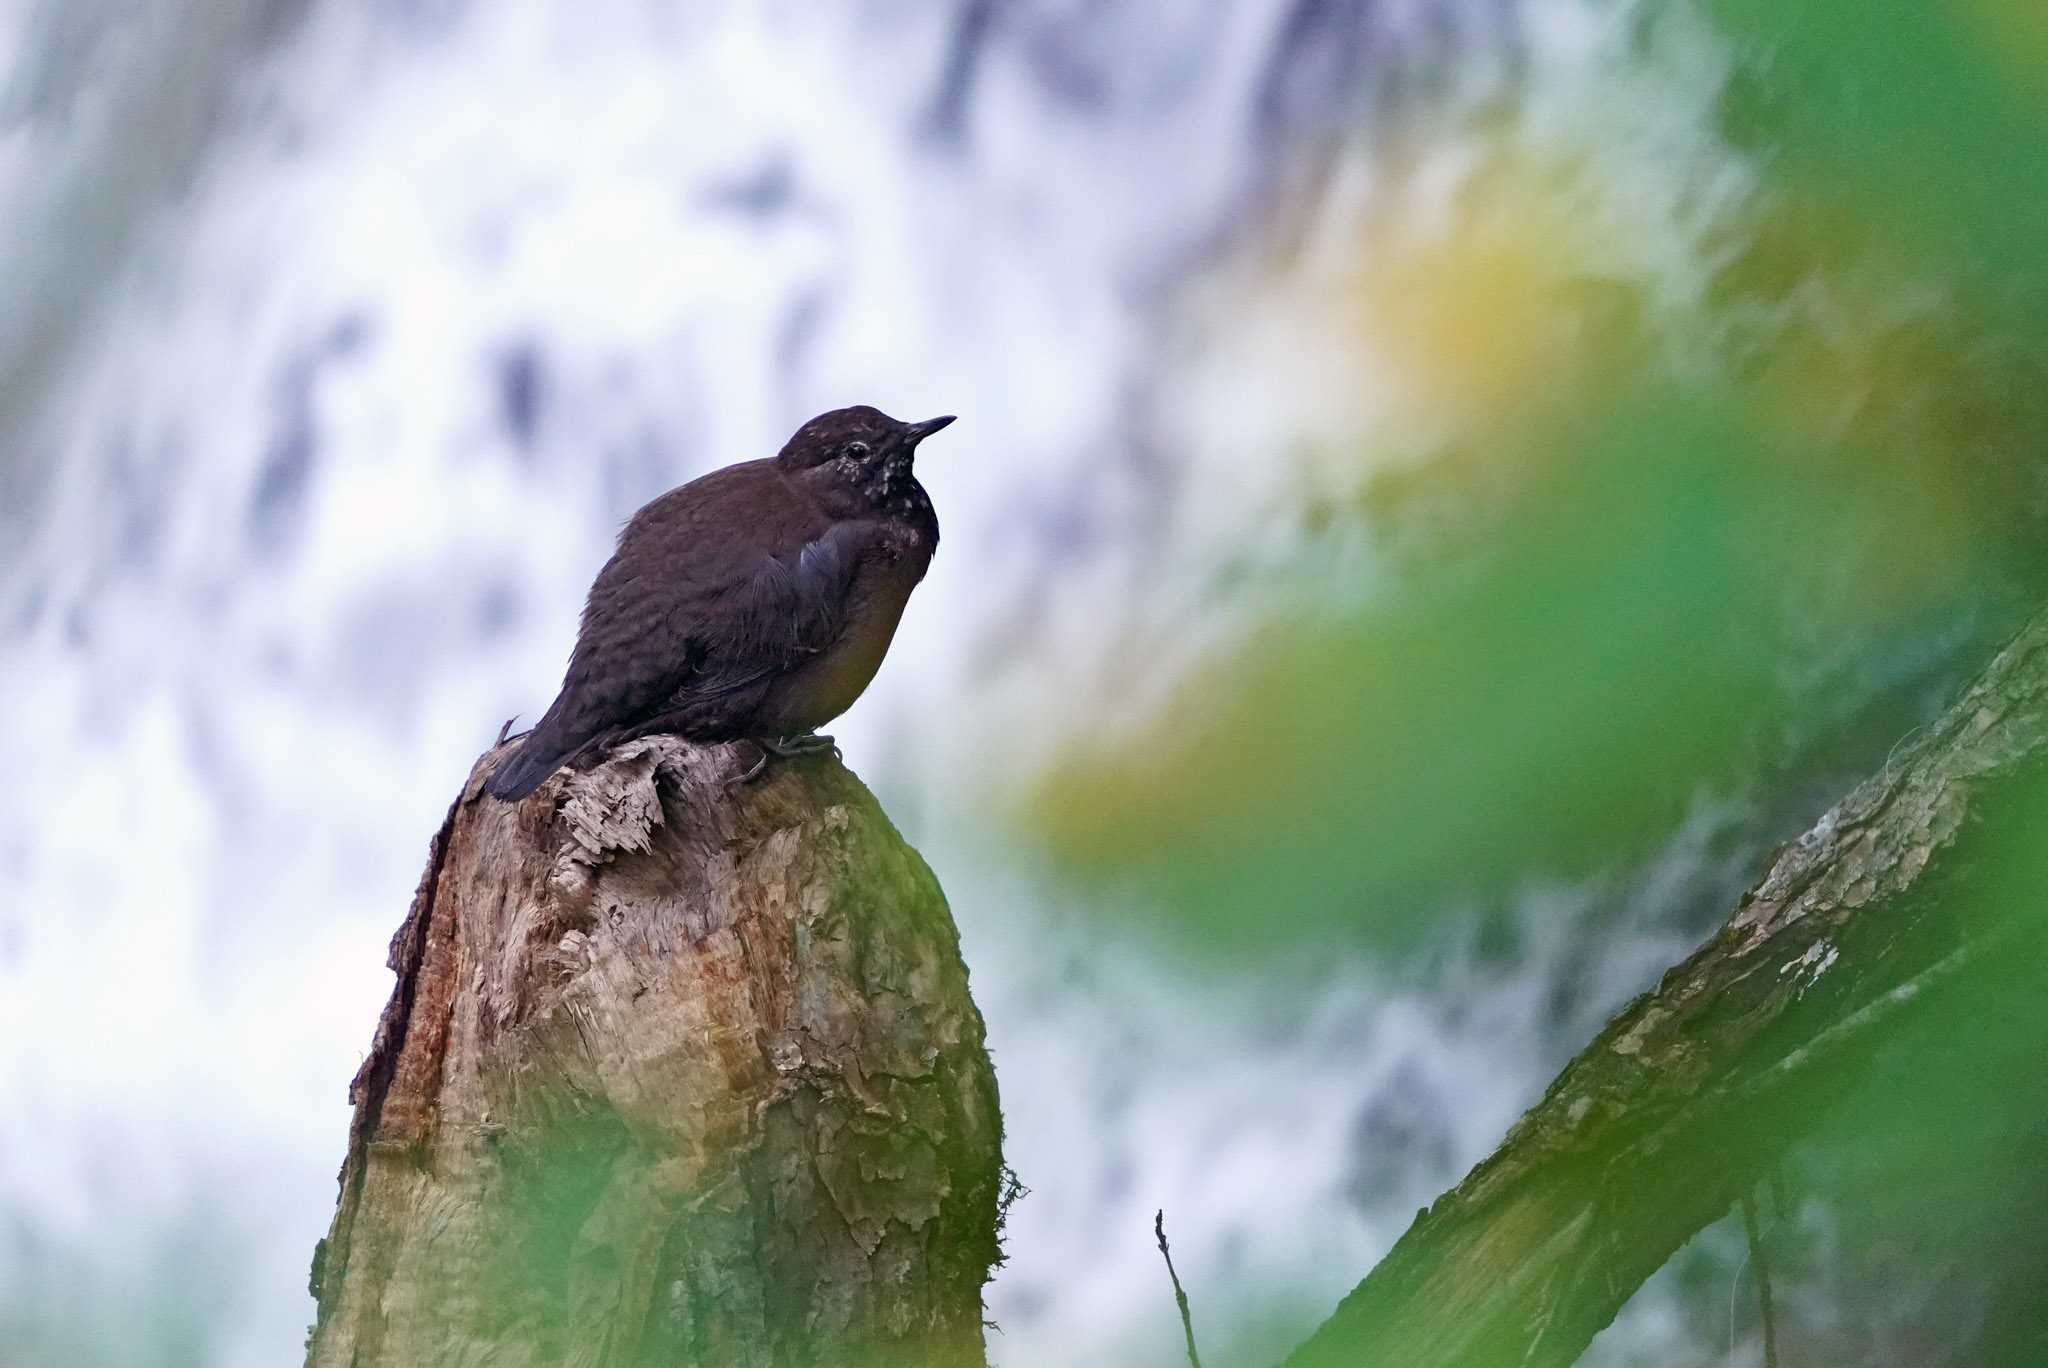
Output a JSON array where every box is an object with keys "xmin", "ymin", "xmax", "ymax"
[{"xmin": 0, "ymin": 2, "xmax": 1787, "ymax": 1363}]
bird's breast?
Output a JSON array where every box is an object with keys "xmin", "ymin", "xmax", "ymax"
[{"xmin": 761, "ymin": 532, "xmax": 929, "ymax": 734}]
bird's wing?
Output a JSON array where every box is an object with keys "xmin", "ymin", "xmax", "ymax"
[
  {"xmin": 664, "ymin": 516, "xmax": 872, "ymax": 703},
  {"xmin": 495, "ymin": 466, "xmax": 875, "ymax": 799}
]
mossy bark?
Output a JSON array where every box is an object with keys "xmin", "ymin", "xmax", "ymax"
[{"xmin": 305, "ymin": 736, "xmax": 1004, "ymax": 1368}]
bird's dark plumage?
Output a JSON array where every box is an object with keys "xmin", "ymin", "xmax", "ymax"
[{"xmin": 487, "ymin": 405, "xmax": 953, "ymax": 800}]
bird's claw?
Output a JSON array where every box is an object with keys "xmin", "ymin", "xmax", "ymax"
[
  {"xmin": 728, "ymin": 747, "xmax": 770, "ymax": 788},
  {"xmin": 727, "ymin": 733, "xmax": 838, "ymax": 790},
  {"xmin": 761, "ymin": 732, "xmax": 839, "ymax": 760}
]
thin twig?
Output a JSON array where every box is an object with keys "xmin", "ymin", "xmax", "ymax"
[
  {"xmin": 1741, "ymin": 1191, "xmax": 1780, "ymax": 1368},
  {"xmin": 1726, "ymin": 1241, "xmax": 1751, "ymax": 1362},
  {"xmin": 1154, "ymin": 1209, "xmax": 1204, "ymax": 1368}
]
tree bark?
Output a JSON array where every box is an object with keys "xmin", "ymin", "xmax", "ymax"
[
  {"xmin": 1285, "ymin": 607, "xmax": 2048, "ymax": 1367},
  {"xmin": 305, "ymin": 736, "xmax": 1006, "ymax": 1368}
]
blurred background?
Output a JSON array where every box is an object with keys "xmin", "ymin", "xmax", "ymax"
[{"xmin": 5, "ymin": 1, "xmax": 2048, "ymax": 1364}]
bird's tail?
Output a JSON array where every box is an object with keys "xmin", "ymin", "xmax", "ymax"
[{"xmin": 485, "ymin": 719, "xmax": 578, "ymax": 801}]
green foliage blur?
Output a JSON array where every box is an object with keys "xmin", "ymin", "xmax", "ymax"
[
  {"xmin": 1024, "ymin": 2, "xmax": 2048, "ymax": 964},
  {"xmin": 1715, "ymin": 0, "xmax": 2048, "ymax": 300},
  {"xmin": 1769, "ymin": 750, "xmax": 2048, "ymax": 1368},
  {"xmin": 1010, "ymin": 6, "xmax": 2048, "ymax": 1361}
]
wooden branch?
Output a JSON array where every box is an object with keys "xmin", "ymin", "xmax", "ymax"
[
  {"xmin": 305, "ymin": 736, "xmax": 1005, "ymax": 1368},
  {"xmin": 1284, "ymin": 609, "xmax": 2048, "ymax": 1367}
]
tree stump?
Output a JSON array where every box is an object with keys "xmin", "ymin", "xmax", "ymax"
[{"xmin": 305, "ymin": 736, "xmax": 1005, "ymax": 1368}]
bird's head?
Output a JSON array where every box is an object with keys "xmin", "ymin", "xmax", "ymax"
[{"xmin": 776, "ymin": 405, "xmax": 955, "ymax": 514}]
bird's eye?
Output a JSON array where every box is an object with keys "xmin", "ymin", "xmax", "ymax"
[{"xmin": 844, "ymin": 441, "xmax": 871, "ymax": 459}]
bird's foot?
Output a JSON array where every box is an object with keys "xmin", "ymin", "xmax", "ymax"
[
  {"xmin": 728, "ymin": 733, "xmax": 839, "ymax": 789},
  {"xmin": 760, "ymin": 732, "xmax": 839, "ymax": 760}
]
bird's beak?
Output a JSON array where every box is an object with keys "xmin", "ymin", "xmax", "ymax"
[{"xmin": 903, "ymin": 415, "xmax": 957, "ymax": 447}]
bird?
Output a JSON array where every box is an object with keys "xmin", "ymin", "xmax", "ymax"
[{"xmin": 485, "ymin": 405, "xmax": 955, "ymax": 801}]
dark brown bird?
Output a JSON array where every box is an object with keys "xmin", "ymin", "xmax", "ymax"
[{"xmin": 486, "ymin": 405, "xmax": 954, "ymax": 801}]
